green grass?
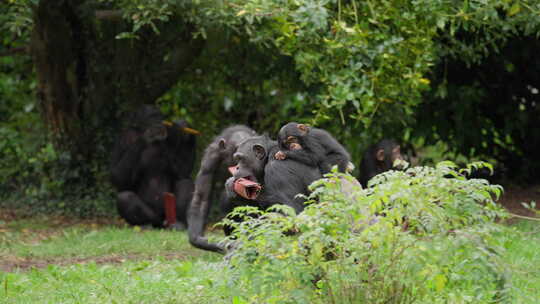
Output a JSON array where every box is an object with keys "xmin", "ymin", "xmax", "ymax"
[
  {"xmin": 1, "ymin": 216, "xmax": 539, "ymax": 303},
  {"xmin": 498, "ymin": 221, "xmax": 540, "ymax": 303},
  {"xmin": 1, "ymin": 215, "xmax": 222, "ymax": 261},
  {"xmin": 1, "ymin": 216, "xmax": 230, "ymax": 303},
  {"xmin": 2, "ymin": 259, "xmax": 234, "ymax": 304},
  {"xmin": 4, "ymin": 217, "xmax": 53, "ymax": 230},
  {"xmin": 4, "ymin": 227, "xmax": 219, "ymax": 260}
]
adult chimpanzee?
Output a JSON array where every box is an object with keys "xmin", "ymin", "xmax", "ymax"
[
  {"xmin": 187, "ymin": 135, "xmax": 322, "ymax": 253},
  {"xmin": 228, "ymin": 134, "xmax": 322, "ymax": 213},
  {"xmin": 358, "ymin": 139, "xmax": 404, "ymax": 187},
  {"xmin": 186, "ymin": 135, "xmax": 321, "ymax": 253},
  {"xmin": 110, "ymin": 104, "xmax": 198, "ymax": 229},
  {"xmin": 188, "ymin": 125, "xmax": 257, "ymax": 253},
  {"xmin": 275, "ymin": 122, "xmax": 351, "ymax": 174}
]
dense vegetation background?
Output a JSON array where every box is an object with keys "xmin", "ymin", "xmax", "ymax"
[{"xmin": 1, "ymin": 0, "xmax": 539, "ymax": 216}]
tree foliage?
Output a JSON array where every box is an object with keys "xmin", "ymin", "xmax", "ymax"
[
  {"xmin": 115, "ymin": 0, "xmax": 540, "ymax": 131},
  {"xmin": 117, "ymin": 0, "xmax": 540, "ymax": 176},
  {"xmin": 223, "ymin": 163, "xmax": 509, "ymax": 303},
  {"xmin": 1, "ymin": 0, "xmax": 539, "ymax": 213}
]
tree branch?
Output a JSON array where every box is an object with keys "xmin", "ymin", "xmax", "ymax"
[{"xmin": 95, "ymin": 10, "xmax": 123, "ymax": 20}]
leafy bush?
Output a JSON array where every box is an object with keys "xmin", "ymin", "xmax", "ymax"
[
  {"xmin": 223, "ymin": 161, "xmax": 510, "ymax": 303},
  {"xmin": 0, "ymin": 122, "xmax": 115, "ymax": 217}
]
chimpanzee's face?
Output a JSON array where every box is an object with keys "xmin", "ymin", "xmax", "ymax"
[
  {"xmin": 284, "ymin": 136, "xmax": 303, "ymax": 151},
  {"xmin": 389, "ymin": 145, "xmax": 406, "ymax": 170},
  {"xmin": 144, "ymin": 123, "xmax": 168, "ymax": 142},
  {"xmin": 231, "ymin": 136, "xmax": 269, "ymax": 182},
  {"xmin": 278, "ymin": 122, "xmax": 308, "ymax": 151},
  {"xmin": 375, "ymin": 141, "xmax": 404, "ymax": 170},
  {"xmin": 391, "ymin": 145, "xmax": 403, "ymax": 163}
]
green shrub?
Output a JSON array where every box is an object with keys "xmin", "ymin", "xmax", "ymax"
[
  {"xmin": 0, "ymin": 127, "xmax": 115, "ymax": 217},
  {"xmin": 223, "ymin": 161, "xmax": 510, "ymax": 303},
  {"xmin": 0, "ymin": 49, "xmax": 116, "ymax": 217}
]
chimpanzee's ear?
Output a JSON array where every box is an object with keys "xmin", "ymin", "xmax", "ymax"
[
  {"xmin": 376, "ymin": 148, "xmax": 385, "ymax": 162},
  {"xmin": 253, "ymin": 144, "xmax": 267, "ymax": 160},
  {"xmin": 218, "ymin": 138, "xmax": 227, "ymax": 150},
  {"xmin": 297, "ymin": 124, "xmax": 309, "ymax": 134}
]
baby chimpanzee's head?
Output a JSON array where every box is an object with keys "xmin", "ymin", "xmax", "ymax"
[{"xmin": 277, "ymin": 122, "xmax": 310, "ymax": 151}]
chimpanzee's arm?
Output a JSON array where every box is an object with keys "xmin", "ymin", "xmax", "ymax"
[
  {"xmin": 187, "ymin": 144, "xmax": 225, "ymax": 253},
  {"xmin": 183, "ymin": 136, "xmax": 197, "ymax": 177},
  {"xmin": 167, "ymin": 123, "xmax": 197, "ymax": 180},
  {"xmin": 224, "ymin": 176, "xmax": 240, "ymax": 201},
  {"xmin": 110, "ymin": 129, "xmax": 147, "ymax": 190},
  {"xmin": 281, "ymin": 150, "xmax": 319, "ymax": 167}
]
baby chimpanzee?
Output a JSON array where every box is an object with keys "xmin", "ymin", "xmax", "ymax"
[{"xmin": 274, "ymin": 122, "xmax": 351, "ymax": 174}]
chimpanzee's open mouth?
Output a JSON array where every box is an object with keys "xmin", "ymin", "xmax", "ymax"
[
  {"xmin": 233, "ymin": 177, "xmax": 262, "ymax": 200},
  {"xmin": 244, "ymin": 184, "xmax": 261, "ymax": 199}
]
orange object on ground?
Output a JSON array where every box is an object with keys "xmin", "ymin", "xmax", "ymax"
[
  {"xmin": 163, "ymin": 192, "xmax": 176, "ymax": 226},
  {"xmin": 233, "ymin": 178, "xmax": 262, "ymax": 200}
]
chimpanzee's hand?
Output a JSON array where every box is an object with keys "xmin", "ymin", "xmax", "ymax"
[
  {"xmin": 289, "ymin": 143, "xmax": 302, "ymax": 151},
  {"xmin": 143, "ymin": 124, "xmax": 168, "ymax": 144},
  {"xmin": 274, "ymin": 151, "xmax": 286, "ymax": 160},
  {"xmin": 225, "ymin": 177, "xmax": 238, "ymax": 199}
]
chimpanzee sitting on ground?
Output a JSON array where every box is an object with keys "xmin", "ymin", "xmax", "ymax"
[
  {"xmin": 188, "ymin": 134, "xmax": 322, "ymax": 253},
  {"xmin": 358, "ymin": 139, "xmax": 404, "ymax": 187},
  {"xmin": 110, "ymin": 104, "xmax": 198, "ymax": 229},
  {"xmin": 188, "ymin": 125, "xmax": 257, "ymax": 252},
  {"xmin": 274, "ymin": 122, "xmax": 351, "ymax": 174},
  {"xmin": 227, "ymin": 134, "xmax": 323, "ymax": 213}
]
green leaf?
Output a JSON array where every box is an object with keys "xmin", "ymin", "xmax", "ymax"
[
  {"xmin": 434, "ymin": 273, "xmax": 447, "ymax": 291},
  {"xmin": 507, "ymin": 3, "xmax": 521, "ymax": 16},
  {"xmin": 436, "ymin": 17, "xmax": 446, "ymax": 29}
]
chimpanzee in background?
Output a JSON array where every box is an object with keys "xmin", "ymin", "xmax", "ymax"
[
  {"xmin": 358, "ymin": 139, "xmax": 404, "ymax": 187},
  {"xmin": 275, "ymin": 122, "xmax": 351, "ymax": 174},
  {"xmin": 110, "ymin": 104, "xmax": 197, "ymax": 229},
  {"xmin": 188, "ymin": 125, "xmax": 257, "ymax": 252}
]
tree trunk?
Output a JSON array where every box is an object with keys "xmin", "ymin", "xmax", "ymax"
[{"xmin": 31, "ymin": 0, "xmax": 204, "ymax": 161}]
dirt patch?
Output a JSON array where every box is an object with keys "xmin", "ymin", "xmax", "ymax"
[
  {"xmin": 0, "ymin": 209, "xmax": 23, "ymax": 222},
  {"xmin": 0, "ymin": 210, "xmax": 128, "ymax": 246},
  {"xmin": 0, "ymin": 211, "xmax": 167, "ymax": 272},
  {"xmin": 497, "ymin": 184, "xmax": 540, "ymax": 217},
  {"xmin": 0, "ymin": 208, "xmax": 125, "ymax": 227},
  {"xmin": 0, "ymin": 252, "xmax": 190, "ymax": 273}
]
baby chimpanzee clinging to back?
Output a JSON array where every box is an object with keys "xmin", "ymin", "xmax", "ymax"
[{"xmin": 274, "ymin": 122, "xmax": 351, "ymax": 174}]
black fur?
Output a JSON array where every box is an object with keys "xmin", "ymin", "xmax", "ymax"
[
  {"xmin": 110, "ymin": 104, "xmax": 196, "ymax": 228},
  {"xmin": 228, "ymin": 135, "xmax": 322, "ymax": 213},
  {"xmin": 277, "ymin": 122, "xmax": 351, "ymax": 174},
  {"xmin": 190, "ymin": 134, "xmax": 323, "ymax": 253},
  {"xmin": 358, "ymin": 139, "xmax": 402, "ymax": 187},
  {"xmin": 187, "ymin": 125, "xmax": 257, "ymax": 253}
]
